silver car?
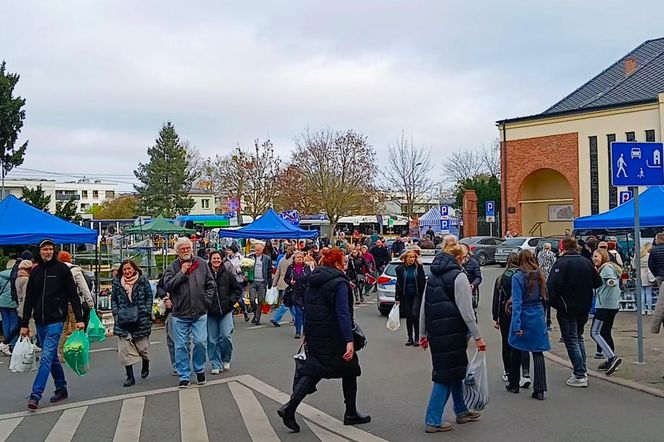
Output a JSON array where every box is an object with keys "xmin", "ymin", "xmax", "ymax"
[
  {"xmin": 376, "ymin": 251, "xmax": 436, "ymax": 316},
  {"xmin": 494, "ymin": 237, "xmax": 542, "ymax": 265}
]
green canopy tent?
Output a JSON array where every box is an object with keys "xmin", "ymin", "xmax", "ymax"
[{"xmin": 124, "ymin": 217, "xmax": 196, "ymax": 277}]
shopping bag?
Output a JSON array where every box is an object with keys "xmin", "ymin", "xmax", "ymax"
[
  {"xmin": 9, "ymin": 336, "xmax": 37, "ymax": 373},
  {"xmin": 292, "ymin": 343, "xmax": 316, "ymax": 394},
  {"xmin": 86, "ymin": 308, "xmax": 106, "ymax": 343},
  {"xmin": 63, "ymin": 330, "xmax": 90, "ymax": 376},
  {"xmin": 386, "ymin": 304, "xmax": 401, "ymax": 331},
  {"xmin": 463, "ymin": 351, "xmax": 489, "ymax": 411},
  {"xmin": 265, "ymin": 287, "xmax": 279, "ymax": 305}
]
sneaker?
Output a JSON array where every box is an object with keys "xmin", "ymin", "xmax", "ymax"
[
  {"xmin": 178, "ymin": 380, "xmax": 190, "ymax": 388},
  {"xmin": 211, "ymin": 368, "xmax": 221, "ymax": 375},
  {"xmin": 172, "ymin": 370, "xmax": 179, "ymax": 376},
  {"xmin": 566, "ymin": 376, "xmax": 588, "ymax": 388},
  {"xmin": 593, "ymin": 352, "xmax": 605, "ymax": 360},
  {"xmin": 520, "ymin": 376, "xmax": 531, "ymax": 389},
  {"xmin": 597, "ymin": 361, "xmax": 609, "ymax": 371},
  {"xmin": 425, "ymin": 423, "xmax": 453, "ymax": 433},
  {"xmin": 0, "ymin": 343, "xmax": 11, "ymax": 356},
  {"xmin": 49, "ymin": 389, "xmax": 68, "ymax": 403},
  {"xmin": 502, "ymin": 372, "xmax": 509, "ymax": 382},
  {"xmin": 223, "ymin": 362, "xmax": 231, "ymax": 371},
  {"xmin": 456, "ymin": 410, "xmax": 481, "ymax": 424},
  {"xmin": 605, "ymin": 357, "xmax": 622, "ymax": 376},
  {"xmin": 27, "ymin": 395, "xmax": 39, "ymax": 410},
  {"xmin": 270, "ymin": 319, "xmax": 281, "ymax": 327},
  {"xmin": 294, "ymin": 334, "xmax": 301, "ymax": 339},
  {"xmin": 196, "ymin": 372, "xmax": 206, "ymax": 385}
]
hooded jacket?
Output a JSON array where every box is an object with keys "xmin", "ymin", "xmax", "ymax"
[{"xmin": 208, "ymin": 263, "xmax": 242, "ymax": 316}]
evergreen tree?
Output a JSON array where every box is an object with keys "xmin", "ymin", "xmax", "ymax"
[
  {"xmin": 1, "ymin": 61, "xmax": 28, "ymax": 199},
  {"xmin": 134, "ymin": 122, "xmax": 194, "ymax": 217},
  {"xmin": 55, "ymin": 195, "xmax": 82, "ymax": 223},
  {"xmin": 21, "ymin": 185, "xmax": 51, "ymax": 211}
]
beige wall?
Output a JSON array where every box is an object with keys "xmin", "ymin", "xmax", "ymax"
[
  {"xmin": 503, "ymin": 100, "xmax": 662, "ymax": 216},
  {"xmin": 520, "ymin": 169, "xmax": 573, "ymax": 236}
]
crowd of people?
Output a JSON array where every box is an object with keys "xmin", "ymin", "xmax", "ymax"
[{"xmin": 2, "ymin": 229, "xmax": 664, "ymax": 434}]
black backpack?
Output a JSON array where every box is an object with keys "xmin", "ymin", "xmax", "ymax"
[
  {"xmin": 499, "ymin": 268, "xmax": 517, "ymax": 315},
  {"xmin": 9, "ymin": 259, "xmax": 21, "ymax": 304}
]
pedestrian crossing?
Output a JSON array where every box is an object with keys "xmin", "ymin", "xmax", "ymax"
[{"xmin": 0, "ymin": 374, "xmax": 388, "ymax": 442}]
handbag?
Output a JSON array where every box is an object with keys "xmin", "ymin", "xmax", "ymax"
[
  {"xmin": 117, "ymin": 305, "xmax": 139, "ymax": 327},
  {"xmin": 352, "ymin": 321, "xmax": 366, "ymax": 351},
  {"xmin": 293, "ymin": 343, "xmax": 317, "ymax": 394}
]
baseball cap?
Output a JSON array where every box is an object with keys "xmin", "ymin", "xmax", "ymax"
[{"xmin": 39, "ymin": 239, "xmax": 55, "ymax": 249}]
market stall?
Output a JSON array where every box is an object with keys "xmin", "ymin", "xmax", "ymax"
[{"xmin": 218, "ymin": 208, "xmax": 319, "ymax": 240}]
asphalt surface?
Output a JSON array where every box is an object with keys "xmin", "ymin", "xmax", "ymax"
[{"xmin": 1, "ymin": 265, "xmax": 662, "ymax": 441}]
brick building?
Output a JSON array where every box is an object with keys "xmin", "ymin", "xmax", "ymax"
[{"xmin": 497, "ymin": 38, "xmax": 664, "ymax": 236}]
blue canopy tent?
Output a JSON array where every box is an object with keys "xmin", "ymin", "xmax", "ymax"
[
  {"xmin": 218, "ymin": 208, "xmax": 318, "ymax": 239},
  {"xmin": 573, "ymin": 186, "xmax": 664, "ymax": 230},
  {"xmin": 0, "ymin": 194, "xmax": 97, "ymax": 245}
]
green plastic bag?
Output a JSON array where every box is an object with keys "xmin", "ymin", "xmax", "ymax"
[
  {"xmin": 86, "ymin": 308, "xmax": 106, "ymax": 343},
  {"xmin": 63, "ymin": 330, "xmax": 90, "ymax": 376}
]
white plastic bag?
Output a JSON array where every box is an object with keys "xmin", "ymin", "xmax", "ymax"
[
  {"xmin": 9, "ymin": 336, "xmax": 37, "ymax": 373},
  {"xmin": 386, "ymin": 303, "xmax": 401, "ymax": 331},
  {"xmin": 265, "ymin": 287, "xmax": 279, "ymax": 305},
  {"xmin": 463, "ymin": 351, "xmax": 489, "ymax": 411}
]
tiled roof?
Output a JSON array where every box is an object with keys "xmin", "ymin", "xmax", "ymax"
[{"xmin": 543, "ymin": 37, "xmax": 664, "ymax": 114}]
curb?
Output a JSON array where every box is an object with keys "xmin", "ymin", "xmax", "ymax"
[{"xmin": 544, "ymin": 351, "xmax": 664, "ymax": 399}]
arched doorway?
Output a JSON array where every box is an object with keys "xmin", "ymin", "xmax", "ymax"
[{"xmin": 518, "ymin": 169, "xmax": 574, "ymax": 236}]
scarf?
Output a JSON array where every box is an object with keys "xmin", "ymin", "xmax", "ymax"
[
  {"xmin": 293, "ymin": 263, "xmax": 305, "ymax": 276},
  {"xmin": 121, "ymin": 273, "xmax": 140, "ymax": 302}
]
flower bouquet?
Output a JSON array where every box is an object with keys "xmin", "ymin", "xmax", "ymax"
[{"xmin": 240, "ymin": 258, "xmax": 255, "ymax": 281}]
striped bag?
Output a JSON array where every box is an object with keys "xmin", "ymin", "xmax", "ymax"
[{"xmin": 463, "ymin": 351, "xmax": 489, "ymax": 411}]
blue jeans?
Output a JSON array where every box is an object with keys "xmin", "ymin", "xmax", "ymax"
[
  {"xmin": 425, "ymin": 380, "xmax": 468, "ymax": 427},
  {"xmin": 172, "ymin": 315, "xmax": 207, "ymax": 381},
  {"xmin": 293, "ymin": 305, "xmax": 304, "ymax": 334},
  {"xmin": 558, "ymin": 313, "xmax": 588, "ymax": 378},
  {"xmin": 1, "ymin": 307, "xmax": 19, "ymax": 346},
  {"xmin": 273, "ymin": 303, "xmax": 295, "ymax": 322},
  {"xmin": 207, "ymin": 313, "xmax": 234, "ymax": 369},
  {"xmin": 32, "ymin": 322, "xmax": 67, "ymax": 401}
]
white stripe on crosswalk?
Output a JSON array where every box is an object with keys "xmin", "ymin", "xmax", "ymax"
[
  {"xmin": 305, "ymin": 420, "xmax": 350, "ymax": 441},
  {"xmin": 45, "ymin": 406, "xmax": 87, "ymax": 442},
  {"xmin": 113, "ymin": 397, "xmax": 145, "ymax": 442},
  {"xmin": 0, "ymin": 417, "xmax": 22, "ymax": 442},
  {"xmin": 179, "ymin": 388, "xmax": 209, "ymax": 442},
  {"xmin": 228, "ymin": 381, "xmax": 280, "ymax": 442}
]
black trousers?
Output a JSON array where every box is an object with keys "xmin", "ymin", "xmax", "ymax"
[
  {"xmin": 499, "ymin": 313, "xmax": 530, "ymax": 375},
  {"xmin": 406, "ymin": 316, "xmax": 419, "ymax": 341},
  {"xmin": 292, "ymin": 375, "xmax": 358, "ymax": 415},
  {"xmin": 509, "ymin": 350, "xmax": 547, "ymax": 392}
]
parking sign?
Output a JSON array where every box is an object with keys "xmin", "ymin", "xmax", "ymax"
[
  {"xmin": 485, "ymin": 201, "xmax": 495, "ymax": 223},
  {"xmin": 619, "ymin": 190, "xmax": 633, "ymax": 205}
]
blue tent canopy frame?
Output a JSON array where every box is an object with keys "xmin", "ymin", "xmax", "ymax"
[
  {"xmin": 0, "ymin": 195, "xmax": 98, "ymax": 245},
  {"xmin": 573, "ymin": 186, "xmax": 664, "ymax": 230},
  {"xmin": 218, "ymin": 208, "xmax": 318, "ymax": 239}
]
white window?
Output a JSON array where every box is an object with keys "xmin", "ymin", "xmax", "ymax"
[
  {"xmin": 93, "ymin": 190, "xmax": 99, "ymax": 199},
  {"xmin": 201, "ymin": 199, "xmax": 210, "ymax": 209}
]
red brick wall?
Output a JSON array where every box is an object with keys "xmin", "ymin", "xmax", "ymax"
[{"xmin": 501, "ymin": 132, "xmax": 579, "ymax": 235}]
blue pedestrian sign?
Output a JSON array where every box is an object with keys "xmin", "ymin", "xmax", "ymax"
[
  {"xmin": 611, "ymin": 142, "xmax": 664, "ymax": 186},
  {"xmin": 619, "ymin": 190, "xmax": 633, "ymax": 205}
]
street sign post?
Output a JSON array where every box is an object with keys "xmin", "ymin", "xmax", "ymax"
[
  {"xmin": 610, "ymin": 141, "xmax": 664, "ymax": 364},
  {"xmin": 485, "ymin": 201, "xmax": 496, "ymax": 236},
  {"xmin": 439, "ymin": 205, "xmax": 450, "ymax": 233}
]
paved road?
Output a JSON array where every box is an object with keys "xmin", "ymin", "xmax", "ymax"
[{"xmin": 1, "ymin": 266, "xmax": 662, "ymax": 441}]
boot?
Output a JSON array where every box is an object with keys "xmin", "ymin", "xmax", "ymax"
[
  {"xmin": 124, "ymin": 365, "xmax": 135, "ymax": 387},
  {"xmin": 277, "ymin": 401, "xmax": 300, "ymax": 433},
  {"xmin": 141, "ymin": 359, "xmax": 150, "ymax": 379}
]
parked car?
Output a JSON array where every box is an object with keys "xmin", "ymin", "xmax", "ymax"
[
  {"xmin": 495, "ymin": 237, "xmax": 543, "ymax": 265},
  {"xmin": 459, "ymin": 236, "xmax": 503, "ymax": 266},
  {"xmin": 376, "ymin": 250, "xmax": 436, "ymax": 316},
  {"xmin": 534, "ymin": 236, "xmax": 566, "ymax": 257}
]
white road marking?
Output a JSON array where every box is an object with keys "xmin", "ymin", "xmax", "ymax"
[
  {"xmin": 113, "ymin": 397, "xmax": 145, "ymax": 442},
  {"xmin": 305, "ymin": 420, "xmax": 350, "ymax": 441},
  {"xmin": 0, "ymin": 417, "xmax": 22, "ymax": 442},
  {"xmin": 89, "ymin": 348, "xmax": 115, "ymax": 354},
  {"xmin": 246, "ymin": 325, "xmax": 266, "ymax": 330},
  {"xmin": 44, "ymin": 406, "xmax": 87, "ymax": 442},
  {"xmin": 228, "ymin": 382, "xmax": 280, "ymax": 441},
  {"xmin": 179, "ymin": 388, "xmax": 209, "ymax": 442}
]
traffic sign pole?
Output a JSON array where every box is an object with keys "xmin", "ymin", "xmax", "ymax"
[{"xmin": 632, "ymin": 186, "xmax": 645, "ymax": 364}]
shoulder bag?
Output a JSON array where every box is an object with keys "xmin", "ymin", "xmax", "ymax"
[{"xmin": 352, "ymin": 321, "xmax": 367, "ymax": 351}]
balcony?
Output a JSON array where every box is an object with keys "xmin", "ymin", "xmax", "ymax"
[{"xmin": 55, "ymin": 192, "xmax": 81, "ymax": 201}]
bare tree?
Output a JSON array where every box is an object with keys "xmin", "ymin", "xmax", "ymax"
[
  {"xmin": 382, "ymin": 132, "xmax": 433, "ymax": 220},
  {"xmin": 293, "ymin": 128, "xmax": 377, "ymax": 236},
  {"xmin": 442, "ymin": 140, "xmax": 500, "ymax": 185},
  {"xmin": 480, "ymin": 139, "xmax": 500, "ymax": 178}
]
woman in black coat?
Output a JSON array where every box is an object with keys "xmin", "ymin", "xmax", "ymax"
[
  {"xmin": 207, "ymin": 251, "xmax": 242, "ymax": 375},
  {"xmin": 278, "ymin": 248, "xmax": 370, "ymax": 433},
  {"xmin": 284, "ymin": 251, "xmax": 312, "ymax": 339},
  {"xmin": 395, "ymin": 250, "xmax": 426, "ymax": 346},
  {"xmin": 111, "ymin": 260, "xmax": 154, "ymax": 387},
  {"xmin": 460, "ymin": 243, "xmax": 482, "ymax": 308}
]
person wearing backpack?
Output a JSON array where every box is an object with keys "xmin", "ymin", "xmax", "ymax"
[
  {"xmin": 492, "ymin": 253, "xmax": 531, "ymax": 388},
  {"xmin": 506, "ymin": 250, "xmax": 550, "ymax": 400}
]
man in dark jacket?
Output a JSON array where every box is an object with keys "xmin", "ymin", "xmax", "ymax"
[
  {"xmin": 163, "ymin": 237, "xmax": 216, "ymax": 388},
  {"xmin": 547, "ymin": 236, "xmax": 602, "ymax": 388},
  {"xmin": 648, "ymin": 233, "xmax": 664, "ymax": 279},
  {"xmin": 20, "ymin": 240, "xmax": 84, "ymax": 410},
  {"xmin": 391, "ymin": 237, "xmax": 406, "ymax": 257},
  {"xmin": 369, "ymin": 241, "xmax": 391, "ymax": 274}
]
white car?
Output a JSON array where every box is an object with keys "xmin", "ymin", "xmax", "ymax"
[
  {"xmin": 376, "ymin": 250, "xmax": 436, "ymax": 316},
  {"xmin": 494, "ymin": 236, "xmax": 542, "ymax": 265}
]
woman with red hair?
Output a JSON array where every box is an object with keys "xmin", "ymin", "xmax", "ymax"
[{"xmin": 278, "ymin": 248, "xmax": 370, "ymax": 432}]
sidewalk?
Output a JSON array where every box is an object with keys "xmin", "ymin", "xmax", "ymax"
[{"xmin": 548, "ymin": 311, "xmax": 664, "ymax": 392}]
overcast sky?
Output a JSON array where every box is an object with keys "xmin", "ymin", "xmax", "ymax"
[{"xmin": 2, "ymin": 0, "xmax": 663, "ymax": 190}]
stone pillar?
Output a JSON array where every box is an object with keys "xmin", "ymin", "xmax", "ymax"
[{"xmin": 462, "ymin": 190, "xmax": 478, "ymax": 237}]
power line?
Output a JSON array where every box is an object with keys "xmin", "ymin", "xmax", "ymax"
[{"xmin": 8, "ymin": 166, "xmax": 138, "ymax": 186}]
